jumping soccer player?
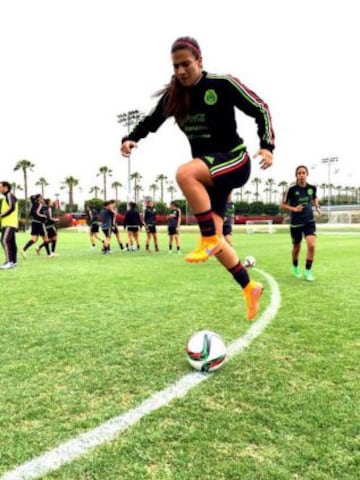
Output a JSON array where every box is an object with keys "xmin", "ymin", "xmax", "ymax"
[
  {"xmin": 281, "ymin": 165, "xmax": 320, "ymax": 281},
  {"xmin": 0, "ymin": 181, "xmax": 18, "ymax": 269},
  {"xmin": 121, "ymin": 37, "xmax": 275, "ymax": 320}
]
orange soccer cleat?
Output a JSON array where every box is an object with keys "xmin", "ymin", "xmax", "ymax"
[
  {"xmin": 243, "ymin": 280, "xmax": 264, "ymax": 320},
  {"xmin": 185, "ymin": 235, "xmax": 222, "ymax": 263}
]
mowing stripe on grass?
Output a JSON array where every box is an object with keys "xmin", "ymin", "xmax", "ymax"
[{"xmin": 1, "ymin": 268, "xmax": 280, "ymax": 480}]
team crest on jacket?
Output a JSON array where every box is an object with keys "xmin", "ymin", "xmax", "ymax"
[
  {"xmin": 204, "ymin": 89, "xmax": 218, "ymax": 105},
  {"xmin": 307, "ymin": 188, "xmax": 313, "ymax": 195}
]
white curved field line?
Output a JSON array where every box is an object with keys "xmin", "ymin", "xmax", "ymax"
[{"xmin": 1, "ymin": 268, "xmax": 281, "ymax": 480}]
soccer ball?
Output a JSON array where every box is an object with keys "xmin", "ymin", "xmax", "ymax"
[
  {"xmin": 244, "ymin": 255, "xmax": 256, "ymax": 268},
  {"xmin": 186, "ymin": 330, "xmax": 227, "ymax": 372}
]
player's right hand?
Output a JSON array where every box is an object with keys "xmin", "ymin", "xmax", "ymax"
[
  {"xmin": 121, "ymin": 140, "xmax": 137, "ymax": 157},
  {"xmin": 293, "ymin": 205, "xmax": 304, "ymax": 212}
]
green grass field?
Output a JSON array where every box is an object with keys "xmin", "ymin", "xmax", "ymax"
[{"xmin": 0, "ymin": 229, "xmax": 359, "ymax": 479}]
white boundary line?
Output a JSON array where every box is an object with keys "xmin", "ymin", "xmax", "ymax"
[{"xmin": 1, "ymin": 268, "xmax": 281, "ymax": 480}]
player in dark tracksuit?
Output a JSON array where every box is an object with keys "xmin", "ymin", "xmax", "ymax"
[
  {"xmin": 37, "ymin": 199, "xmax": 59, "ymax": 255},
  {"xmin": 281, "ymin": 165, "xmax": 321, "ymax": 281},
  {"xmin": 144, "ymin": 200, "xmax": 159, "ymax": 252},
  {"xmin": 121, "ymin": 36, "xmax": 275, "ymax": 320},
  {"xmin": 0, "ymin": 181, "xmax": 18, "ymax": 269}
]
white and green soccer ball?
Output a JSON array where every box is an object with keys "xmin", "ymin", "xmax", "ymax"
[
  {"xmin": 244, "ymin": 255, "xmax": 256, "ymax": 268},
  {"xmin": 186, "ymin": 330, "xmax": 227, "ymax": 372}
]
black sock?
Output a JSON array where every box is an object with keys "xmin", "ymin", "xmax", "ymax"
[
  {"xmin": 169, "ymin": 245, "xmax": 172, "ymax": 251},
  {"xmin": 44, "ymin": 242, "xmax": 51, "ymax": 255},
  {"xmin": 228, "ymin": 261, "xmax": 250, "ymax": 289},
  {"xmin": 38, "ymin": 242, "xmax": 45, "ymax": 250},
  {"xmin": 52, "ymin": 240, "xmax": 57, "ymax": 253},
  {"xmin": 293, "ymin": 259, "xmax": 298, "ymax": 267},
  {"xmin": 177, "ymin": 246, "xmax": 180, "ymax": 251},
  {"xmin": 23, "ymin": 240, "xmax": 34, "ymax": 251},
  {"xmin": 305, "ymin": 259, "xmax": 313, "ymax": 270},
  {"xmin": 194, "ymin": 210, "xmax": 216, "ymax": 237}
]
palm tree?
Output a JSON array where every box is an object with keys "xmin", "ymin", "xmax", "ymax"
[
  {"xmin": 11, "ymin": 183, "xmax": 23, "ymax": 196},
  {"xmin": 131, "ymin": 172, "xmax": 142, "ymax": 197},
  {"xmin": 335, "ymin": 185, "xmax": 342, "ymax": 203},
  {"xmin": 156, "ymin": 174, "xmax": 168, "ymax": 202},
  {"xmin": 111, "ymin": 181, "xmax": 123, "ymax": 201},
  {"xmin": 265, "ymin": 178, "xmax": 276, "ymax": 203},
  {"xmin": 167, "ymin": 183, "xmax": 177, "ymax": 202},
  {"xmin": 35, "ymin": 177, "xmax": 49, "ymax": 197},
  {"xmin": 320, "ymin": 183, "xmax": 327, "ymax": 201},
  {"xmin": 134, "ymin": 184, "xmax": 143, "ymax": 203},
  {"xmin": 148, "ymin": 183, "xmax": 159, "ymax": 201},
  {"xmin": 278, "ymin": 180, "xmax": 288, "ymax": 200},
  {"xmin": 344, "ymin": 186, "xmax": 351, "ymax": 203},
  {"xmin": 61, "ymin": 176, "xmax": 79, "ymax": 210},
  {"xmin": 251, "ymin": 177, "xmax": 262, "ymax": 201},
  {"xmin": 97, "ymin": 166, "xmax": 113, "ymax": 201},
  {"xmin": 245, "ymin": 190, "xmax": 252, "ymax": 202},
  {"xmin": 14, "ymin": 159, "xmax": 35, "ymax": 223},
  {"xmin": 89, "ymin": 185, "xmax": 101, "ymax": 198},
  {"xmin": 234, "ymin": 189, "xmax": 242, "ymax": 202}
]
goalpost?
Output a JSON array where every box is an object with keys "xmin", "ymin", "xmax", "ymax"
[
  {"xmin": 245, "ymin": 219, "xmax": 275, "ymax": 234},
  {"xmin": 328, "ymin": 211, "xmax": 352, "ymax": 224}
]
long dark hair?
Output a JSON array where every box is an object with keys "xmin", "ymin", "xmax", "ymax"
[{"xmin": 155, "ymin": 36, "xmax": 201, "ymax": 126}]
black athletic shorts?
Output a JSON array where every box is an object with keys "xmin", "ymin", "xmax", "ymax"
[
  {"xmin": 146, "ymin": 224, "xmax": 156, "ymax": 234},
  {"xmin": 102, "ymin": 227, "xmax": 111, "ymax": 238},
  {"xmin": 168, "ymin": 226, "xmax": 178, "ymax": 236},
  {"xmin": 290, "ymin": 222, "xmax": 316, "ymax": 245},
  {"xmin": 46, "ymin": 225, "xmax": 57, "ymax": 238},
  {"xmin": 200, "ymin": 144, "xmax": 250, "ymax": 217},
  {"xmin": 127, "ymin": 226, "xmax": 139, "ymax": 233},
  {"xmin": 90, "ymin": 223, "xmax": 99, "ymax": 233},
  {"xmin": 223, "ymin": 224, "xmax": 232, "ymax": 237},
  {"xmin": 31, "ymin": 221, "xmax": 47, "ymax": 237}
]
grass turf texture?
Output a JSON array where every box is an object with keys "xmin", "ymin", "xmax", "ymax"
[{"xmin": 0, "ymin": 229, "xmax": 359, "ymax": 479}]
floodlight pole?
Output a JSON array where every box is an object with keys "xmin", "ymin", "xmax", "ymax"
[
  {"xmin": 321, "ymin": 156, "xmax": 338, "ymax": 213},
  {"xmin": 117, "ymin": 110, "xmax": 144, "ymax": 202}
]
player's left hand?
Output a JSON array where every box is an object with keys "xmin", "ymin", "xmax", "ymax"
[{"xmin": 254, "ymin": 149, "xmax": 273, "ymax": 170}]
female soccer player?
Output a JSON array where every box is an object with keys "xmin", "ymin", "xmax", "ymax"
[
  {"xmin": 86, "ymin": 205, "xmax": 103, "ymax": 248},
  {"xmin": 143, "ymin": 200, "xmax": 159, "ymax": 252},
  {"xmin": 0, "ymin": 181, "xmax": 18, "ymax": 269},
  {"xmin": 22, "ymin": 194, "xmax": 52, "ymax": 258},
  {"xmin": 223, "ymin": 194, "xmax": 235, "ymax": 246},
  {"xmin": 281, "ymin": 165, "xmax": 320, "ymax": 281},
  {"xmin": 121, "ymin": 37, "xmax": 275, "ymax": 320},
  {"xmin": 167, "ymin": 201, "xmax": 182, "ymax": 254},
  {"xmin": 36, "ymin": 199, "xmax": 59, "ymax": 255},
  {"xmin": 123, "ymin": 202, "xmax": 142, "ymax": 251}
]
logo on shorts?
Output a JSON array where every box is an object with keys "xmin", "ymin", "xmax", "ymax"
[{"xmin": 204, "ymin": 89, "xmax": 218, "ymax": 105}]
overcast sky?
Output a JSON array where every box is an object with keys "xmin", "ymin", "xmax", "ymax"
[{"xmin": 0, "ymin": 0, "xmax": 359, "ymax": 205}]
